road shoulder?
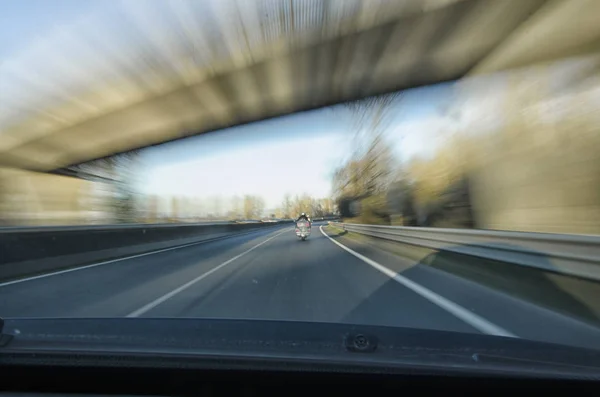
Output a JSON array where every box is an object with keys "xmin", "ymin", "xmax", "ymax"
[{"xmin": 321, "ymin": 224, "xmax": 600, "ymax": 350}]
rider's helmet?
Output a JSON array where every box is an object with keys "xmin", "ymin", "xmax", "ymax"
[{"xmin": 301, "ymin": 213, "xmax": 306, "ymax": 217}]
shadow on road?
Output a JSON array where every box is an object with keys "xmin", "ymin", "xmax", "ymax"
[
  {"xmin": 325, "ymin": 225, "xmax": 600, "ymax": 328},
  {"xmin": 418, "ymin": 244, "xmax": 600, "ymax": 328},
  {"xmin": 338, "ymin": 275, "xmax": 479, "ymax": 333}
]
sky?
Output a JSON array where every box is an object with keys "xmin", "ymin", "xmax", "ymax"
[
  {"xmin": 137, "ymin": 83, "xmax": 457, "ymax": 211},
  {"xmin": 138, "ymin": 105, "xmax": 353, "ymax": 210},
  {"xmin": 142, "ymin": 134, "xmax": 342, "ymax": 210},
  {"xmin": 0, "ymin": 0, "xmax": 106, "ymax": 60}
]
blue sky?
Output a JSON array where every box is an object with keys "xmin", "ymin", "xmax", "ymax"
[{"xmin": 0, "ymin": 0, "xmax": 106, "ymax": 60}]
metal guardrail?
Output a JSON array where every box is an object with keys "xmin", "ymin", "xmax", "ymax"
[{"xmin": 329, "ymin": 222, "xmax": 600, "ymax": 281}]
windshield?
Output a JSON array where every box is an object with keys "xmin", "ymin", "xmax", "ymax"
[{"xmin": 1, "ymin": 0, "xmax": 600, "ymax": 375}]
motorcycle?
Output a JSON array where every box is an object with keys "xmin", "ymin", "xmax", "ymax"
[{"xmin": 295, "ymin": 220, "xmax": 311, "ymax": 241}]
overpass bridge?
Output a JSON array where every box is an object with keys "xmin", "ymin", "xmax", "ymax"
[{"xmin": 2, "ymin": 0, "xmax": 599, "ymax": 175}]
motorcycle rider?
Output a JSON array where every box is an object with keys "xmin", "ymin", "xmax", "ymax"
[{"xmin": 295, "ymin": 212, "xmax": 311, "ymax": 225}]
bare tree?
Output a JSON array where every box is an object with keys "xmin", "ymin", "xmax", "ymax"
[
  {"xmin": 282, "ymin": 193, "xmax": 293, "ymax": 218},
  {"xmin": 352, "ymin": 94, "xmax": 402, "ymax": 193},
  {"xmin": 230, "ymin": 195, "xmax": 243, "ymax": 219},
  {"xmin": 243, "ymin": 195, "xmax": 265, "ymax": 219},
  {"xmin": 332, "ymin": 92, "xmax": 403, "ymax": 222}
]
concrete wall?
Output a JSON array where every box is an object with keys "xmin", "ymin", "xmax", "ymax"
[
  {"xmin": 472, "ymin": 144, "xmax": 600, "ymax": 234},
  {"xmin": 0, "ymin": 168, "xmax": 113, "ymax": 226},
  {"xmin": 468, "ymin": 58, "xmax": 600, "ymax": 234}
]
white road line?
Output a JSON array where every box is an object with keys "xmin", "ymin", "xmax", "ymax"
[
  {"xmin": 126, "ymin": 228, "xmax": 290, "ymax": 317},
  {"xmin": 0, "ymin": 227, "xmax": 283, "ymax": 288},
  {"xmin": 320, "ymin": 226, "xmax": 516, "ymax": 338}
]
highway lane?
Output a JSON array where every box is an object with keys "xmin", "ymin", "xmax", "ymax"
[
  {"xmin": 0, "ymin": 225, "xmax": 290, "ymax": 317},
  {"xmin": 142, "ymin": 224, "xmax": 476, "ymax": 334},
  {"xmin": 1, "ymin": 221, "xmax": 600, "ymax": 350}
]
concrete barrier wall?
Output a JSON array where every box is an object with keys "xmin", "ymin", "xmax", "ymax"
[
  {"xmin": 0, "ymin": 167, "xmax": 113, "ymax": 226},
  {"xmin": 0, "ymin": 222, "xmax": 285, "ymax": 281},
  {"xmin": 468, "ymin": 59, "xmax": 600, "ymax": 234}
]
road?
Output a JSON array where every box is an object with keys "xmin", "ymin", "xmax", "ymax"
[{"xmin": 1, "ymin": 222, "xmax": 600, "ymax": 350}]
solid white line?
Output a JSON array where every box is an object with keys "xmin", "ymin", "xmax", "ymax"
[
  {"xmin": 0, "ymin": 227, "xmax": 282, "ymax": 288},
  {"xmin": 126, "ymin": 228, "xmax": 290, "ymax": 317},
  {"xmin": 319, "ymin": 226, "xmax": 516, "ymax": 338}
]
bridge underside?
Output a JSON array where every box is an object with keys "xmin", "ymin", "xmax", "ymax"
[{"xmin": 1, "ymin": 0, "xmax": 599, "ymax": 174}]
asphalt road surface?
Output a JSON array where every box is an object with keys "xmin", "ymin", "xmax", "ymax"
[{"xmin": 2, "ymin": 222, "xmax": 600, "ymax": 350}]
